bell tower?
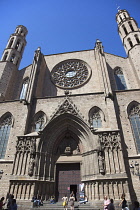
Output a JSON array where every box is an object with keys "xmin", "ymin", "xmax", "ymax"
[
  {"xmin": 1, "ymin": 25, "xmax": 28, "ymax": 67},
  {"xmin": 0, "ymin": 25, "xmax": 28, "ymax": 100},
  {"xmin": 116, "ymin": 10, "xmax": 140, "ymax": 82}
]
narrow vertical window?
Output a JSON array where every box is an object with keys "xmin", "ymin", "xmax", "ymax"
[
  {"xmin": 35, "ymin": 116, "xmax": 45, "ymax": 132},
  {"xmin": 114, "ymin": 68, "xmax": 127, "ymax": 90},
  {"xmin": 20, "ymin": 78, "xmax": 29, "ymax": 100},
  {"xmin": 92, "ymin": 111, "xmax": 102, "ymax": 128},
  {"xmin": 128, "ymin": 38, "xmax": 133, "ymax": 48},
  {"xmin": 8, "ymin": 38, "xmax": 14, "ymax": 48},
  {"xmin": 128, "ymin": 21, "xmax": 134, "ymax": 32},
  {"xmin": 0, "ymin": 115, "xmax": 12, "ymax": 159},
  {"xmin": 123, "ymin": 13, "xmax": 127, "ymax": 19},
  {"xmin": 3, "ymin": 52, "xmax": 8, "ymax": 61},
  {"xmin": 129, "ymin": 105, "xmax": 140, "ymax": 153},
  {"xmin": 122, "ymin": 25, "xmax": 128, "ymax": 35},
  {"xmin": 119, "ymin": 16, "xmax": 123, "ymax": 22},
  {"xmin": 135, "ymin": 35, "xmax": 140, "ymax": 44}
]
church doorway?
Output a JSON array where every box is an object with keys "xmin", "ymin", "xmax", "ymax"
[{"xmin": 55, "ymin": 163, "xmax": 81, "ymax": 201}]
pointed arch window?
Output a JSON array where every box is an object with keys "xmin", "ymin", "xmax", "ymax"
[
  {"xmin": 0, "ymin": 114, "xmax": 12, "ymax": 159},
  {"xmin": 135, "ymin": 34, "xmax": 140, "ymax": 44},
  {"xmin": 89, "ymin": 107, "xmax": 102, "ymax": 128},
  {"xmin": 129, "ymin": 104, "xmax": 140, "ymax": 153},
  {"xmin": 8, "ymin": 38, "xmax": 14, "ymax": 48},
  {"xmin": 3, "ymin": 52, "xmax": 8, "ymax": 61},
  {"xmin": 32, "ymin": 112, "xmax": 46, "ymax": 132},
  {"xmin": 114, "ymin": 67, "xmax": 127, "ymax": 90},
  {"xmin": 35, "ymin": 116, "xmax": 45, "ymax": 132},
  {"xmin": 20, "ymin": 78, "xmax": 29, "ymax": 100}
]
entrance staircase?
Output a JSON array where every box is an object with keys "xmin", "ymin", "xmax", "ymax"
[{"xmin": 30, "ymin": 201, "xmax": 100, "ymax": 210}]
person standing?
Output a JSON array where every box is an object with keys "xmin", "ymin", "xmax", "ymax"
[
  {"xmin": 119, "ymin": 194, "xmax": 128, "ymax": 210},
  {"xmin": 69, "ymin": 193, "xmax": 75, "ymax": 210},
  {"xmin": 104, "ymin": 196, "xmax": 110, "ymax": 210},
  {"xmin": 62, "ymin": 194, "xmax": 68, "ymax": 210}
]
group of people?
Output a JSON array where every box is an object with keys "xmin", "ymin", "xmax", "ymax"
[
  {"xmin": 31, "ymin": 195, "xmax": 43, "ymax": 207},
  {"xmin": 0, "ymin": 194, "xmax": 17, "ymax": 210},
  {"xmin": 62, "ymin": 193, "xmax": 75, "ymax": 210},
  {"xmin": 104, "ymin": 194, "xmax": 140, "ymax": 210}
]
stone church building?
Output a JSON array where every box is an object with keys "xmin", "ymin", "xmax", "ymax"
[{"xmin": 0, "ymin": 9, "xmax": 140, "ymax": 206}]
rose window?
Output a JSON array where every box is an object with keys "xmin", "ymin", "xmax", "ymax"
[{"xmin": 51, "ymin": 59, "xmax": 91, "ymax": 89}]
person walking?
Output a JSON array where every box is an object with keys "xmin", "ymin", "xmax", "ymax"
[
  {"xmin": 62, "ymin": 194, "xmax": 68, "ymax": 210},
  {"xmin": 108, "ymin": 199, "xmax": 115, "ymax": 210},
  {"xmin": 69, "ymin": 193, "xmax": 75, "ymax": 210},
  {"xmin": 104, "ymin": 196, "xmax": 110, "ymax": 210}
]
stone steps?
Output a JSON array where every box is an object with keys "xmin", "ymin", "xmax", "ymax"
[{"xmin": 30, "ymin": 202, "xmax": 99, "ymax": 210}]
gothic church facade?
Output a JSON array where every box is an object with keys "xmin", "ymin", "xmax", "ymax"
[{"xmin": 0, "ymin": 10, "xmax": 140, "ymax": 206}]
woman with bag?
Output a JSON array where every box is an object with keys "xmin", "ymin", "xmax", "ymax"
[
  {"xmin": 119, "ymin": 194, "xmax": 129, "ymax": 210},
  {"xmin": 62, "ymin": 195, "xmax": 68, "ymax": 210}
]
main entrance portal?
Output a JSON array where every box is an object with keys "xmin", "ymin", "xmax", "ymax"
[{"xmin": 55, "ymin": 163, "xmax": 81, "ymax": 201}]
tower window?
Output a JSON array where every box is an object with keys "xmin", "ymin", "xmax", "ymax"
[
  {"xmin": 8, "ymin": 38, "xmax": 14, "ymax": 48},
  {"xmin": 135, "ymin": 34, "xmax": 140, "ymax": 44},
  {"xmin": 20, "ymin": 78, "xmax": 29, "ymax": 100},
  {"xmin": 129, "ymin": 104, "xmax": 140, "ymax": 153},
  {"xmin": 128, "ymin": 38, "xmax": 133, "ymax": 48},
  {"xmin": 119, "ymin": 16, "xmax": 123, "ymax": 22},
  {"xmin": 0, "ymin": 114, "xmax": 12, "ymax": 159},
  {"xmin": 114, "ymin": 67, "xmax": 127, "ymax": 90},
  {"xmin": 128, "ymin": 21, "xmax": 134, "ymax": 32},
  {"xmin": 122, "ymin": 25, "xmax": 128, "ymax": 35},
  {"xmin": 3, "ymin": 52, "xmax": 8, "ymax": 61},
  {"xmin": 123, "ymin": 13, "xmax": 127, "ymax": 19},
  {"xmin": 10, "ymin": 54, "xmax": 15, "ymax": 62}
]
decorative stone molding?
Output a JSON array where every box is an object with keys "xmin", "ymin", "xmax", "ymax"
[
  {"xmin": 98, "ymin": 131, "xmax": 121, "ymax": 150},
  {"xmin": 50, "ymin": 97, "xmax": 85, "ymax": 121}
]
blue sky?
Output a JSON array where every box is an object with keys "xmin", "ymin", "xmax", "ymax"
[{"xmin": 0, "ymin": 0, "xmax": 140, "ymax": 69}]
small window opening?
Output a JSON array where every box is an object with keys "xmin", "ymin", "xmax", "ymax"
[
  {"xmin": 128, "ymin": 22, "xmax": 134, "ymax": 32},
  {"xmin": 119, "ymin": 16, "xmax": 123, "ymax": 22},
  {"xmin": 122, "ymin": 25, "xmax": 128, "ymax": 35},
  {"xmin": 128, "ymin": 38, "xmax": 133, "ymax": 48},
  {"xmin": 123, "ymin": 13, "xmax": 127, "ymax": 19},
  {"xmin": 135, "ymin": 34, "xmax": 140, "ymax": 44},
  {"xmin": 8, "ymin": 38, "xmax": 14, "ymax": 48},
  {"xmin": 3, "ymin": 52, "xmax": 8, "ymax": 61}
]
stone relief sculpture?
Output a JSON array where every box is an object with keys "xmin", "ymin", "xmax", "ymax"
[{"xmin": 98, "ymin": 151, "xmax": 105, "ymax": 174}]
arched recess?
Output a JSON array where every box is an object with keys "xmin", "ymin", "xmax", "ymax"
[
  {"xmin": 0, "ymin": 112, "xmax": 13, "ymax": 159},
  {"xmin": 127, "ymin": 101, "xmax": 140, "ymax": 153},
  {"xmin": 88, "ymin": 106, "xmax": 105, "ymax": 129},
  {"xmin": 31, "ymin": 111, "xmax": 47, "ymax": 132},
  {"xmin": 36, "ymin": 113, "xmax": 99, "ymax": 182},
  {"xmin": 39, "ymin": 113, "xmax": 98, "ymax": 154}
]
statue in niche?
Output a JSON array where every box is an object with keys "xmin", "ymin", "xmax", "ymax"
[
  {"xmin": 64, "ymin": 145, "xmax": 72, "ymax": 155},
  {"xmin": 28, "ymin": 154, "xmax": 35, "ymax": 176},
  {"xmin": 98, "ymin": 151, "xmax": 105, "ymax": 174}
]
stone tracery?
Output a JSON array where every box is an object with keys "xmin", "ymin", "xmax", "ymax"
[{"xmin": 51, "ymin": 59, "xmax": 90, "ymax": 88}]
